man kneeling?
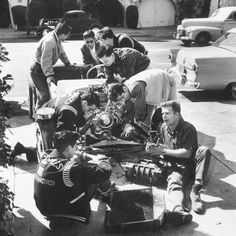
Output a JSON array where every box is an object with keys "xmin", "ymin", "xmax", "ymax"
[{"xmin": 34, "ymin": 130, "xmax": 112, "ymax": 229}]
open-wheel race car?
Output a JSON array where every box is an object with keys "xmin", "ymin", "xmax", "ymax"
[{"xmin": 28, "ymin": 64, "xmax": 161, "ymax": 163}]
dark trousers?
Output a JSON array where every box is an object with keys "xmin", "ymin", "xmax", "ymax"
[{"xmin": 166, "ymin": 146, "xmax": 211, "ymax": 211}]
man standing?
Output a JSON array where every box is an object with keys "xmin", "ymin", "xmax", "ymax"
[
  {"xmin": 108, "ymin": 69, "xmax": 177, "ymax": 131},
  {"xmin": 34, "ymin": 130, "xmax": 112, "ymax": 229},
  {"xmin": 146, "ymin": 101, "xmax": 211, "ymax": 226},
  {"xmin": 30, "ymin": 21, "xmax": 74, "ymax": 110},
  {"xmin": 97, "ymin": 26, "xmax": 148, "ymax": 55},
  {"xmin": 96, "ymin": 45, "xmax": 150, "ymax": 84}
]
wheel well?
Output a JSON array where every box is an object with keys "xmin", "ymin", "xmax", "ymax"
[{"xmin": 196, "ymin": 31, "xmax": 211, "ymax": 41}]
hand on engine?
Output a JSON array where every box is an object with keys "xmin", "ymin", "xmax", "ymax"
[{"xmin": 121, "ymin": 123, "xmax": 134, "ymax": 138}]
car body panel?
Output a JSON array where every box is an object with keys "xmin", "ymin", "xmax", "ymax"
[
  {"xmin": 176, "ymin": 7, "xmax": 236, "ymax": 43},
  {"xmin": 36, "ymin": 10, "xmax": 102, "ymax": 38},
  {"xmin": 173, "ymin": 28, "xmax": 236, "ymax": 91}
]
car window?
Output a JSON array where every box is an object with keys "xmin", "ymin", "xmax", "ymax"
[
  {"xmin": 214, "ymin": 32, "xmax": 236, "ymax": 53},
  {"xmin": 227, "ymin": 12, "xmax": 236, "ymax": 20}
]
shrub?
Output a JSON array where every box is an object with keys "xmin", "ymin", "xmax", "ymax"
[
  {"xmin": 12, "ymin": 5, "xmax": 27, "ymax": 27},
  {"xmin": 0, "ymin": 43, "xmax": 14, "ymax": 235}
]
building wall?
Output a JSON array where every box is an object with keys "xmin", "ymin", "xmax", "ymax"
[
  {"xmin": 8, "ymin": 0, "xmax": 29, "ymax": 7},
  {"xmin": 119, "ymin": 0, "xmax": 175, "ymax": 27}
]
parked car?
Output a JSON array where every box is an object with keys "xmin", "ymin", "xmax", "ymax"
[
  {"xmin": 170, "ymin": 27, "xmax": 236, "ymax": 99},
  {"xmin": 176, "ymin": 6, "xmax": 236, "ymax": 46},
  {"xmin": 36, "ymin": 10, "xmax": 102, "ymax": 38}
]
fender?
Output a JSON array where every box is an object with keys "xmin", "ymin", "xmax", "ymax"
[{"xmin": 185, "ymin": 26, "xmax": 222, "ymax": 41}]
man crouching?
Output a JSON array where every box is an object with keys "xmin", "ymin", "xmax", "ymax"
[{"xmin": 34, "ymin": 130, "xmax": 112, "ymax": 230}]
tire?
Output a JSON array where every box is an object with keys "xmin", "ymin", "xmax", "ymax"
[
  {"xmin": 35, "ymin": 119, "xmax": 55, "ymax": 162},
  {"xmin": 195, "ymin": 32, "xmax": 210, "ymax": 46},
  {"xmin": 126, "ymin": 5, "xmax": 138, "ymax": 29},
  {"xmin": 224, "ymin": 82, "xmax": 236, "ymax": 100},
  {"xmin": 181, "ymin": 40, "xmax": 191, "ymax": 47},
  {"xmin": 28, "ymin": 80, "xmax": 37, "ymax": 119}
]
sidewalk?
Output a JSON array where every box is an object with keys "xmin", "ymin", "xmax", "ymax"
[{"xmin": 0, "ymin": 26, "xmax": 176, "ymax": 42}]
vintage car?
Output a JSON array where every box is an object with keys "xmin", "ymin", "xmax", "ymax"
[
  {"xmin": 28, "ymin": 64, "xmax": 153, "ymax": 162},
  {"xmin": 36, "ymin": 10, "xmax": 102, "ymax": 38},
  {"xmin": 176, "ymin": 6, "xmax": 236, "ymax": 46},
  {"xmin": 170, "ymin": 27, "xmax": 236, "ymax": 99}
]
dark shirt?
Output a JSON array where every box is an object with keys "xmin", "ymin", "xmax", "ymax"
[
  {"xmin": 160, "ymin": 116, "xmax": 198, "ymax": 163},
  {"xmin": 81, "ymin": 41, "xmax": 100, "ymax": 66},
  {"xmin": 44, "ymin": 90, "xmax": 86, "ymax": 131},
  {"xmin": 113, "ymin": 33, "xmax": 148, "ymax": 55},
  {"xmin": 104, "ymin": 48, "xmax": 150, "ymax": 84},
  {"xmin": 34, "ymin": 149, "xmax": 112, "ymax": 221}
]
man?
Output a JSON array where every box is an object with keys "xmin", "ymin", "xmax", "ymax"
[
  {"xmin": 30, "ymin": 21, "xmax": 74, "ymax": 110},
  {"xmin": 96, "ymin": 45, "xmax": 150, "ymax": 84},
  {"xmin": 146, "ymin": 101, "xmax": 211, "ymax": 226},
  {"xmin": 34, "ymin": 130, "xmax": 112, "ymax": 229},
  {"xmin": 80, "ymin": 30, "xmax": 102, "ymax": 78},
  {"xmin": 108, "ymin": 68, "xmax": 177, "ymax": 131},
  {"xmin": 97, "ymin": 26, "xmax": 148, "ymax": 55},
  {"xmin": 42, "ymin": 89, "xmax": 100, "ymax": 132}
]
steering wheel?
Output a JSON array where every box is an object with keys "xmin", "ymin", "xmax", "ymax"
[{"xmin": 86, "ymin": 64, "xmax": 105, "ymax": 79}]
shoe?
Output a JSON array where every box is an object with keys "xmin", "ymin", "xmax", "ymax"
[
  {"xmin": 49, "ymin": 218, "xmax": 73, "ymax": 230},
  {"xmin": 166, "ymin": 206, "xmax": 192, "ymax": 227},
  {"xmin": 190, "ymin": 190, "xmax": 205, "ymax": 214}
]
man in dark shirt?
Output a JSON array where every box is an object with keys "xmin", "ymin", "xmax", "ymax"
[
  {"xmin": 80, "ymin": 30, "xmax": 102, "ymax": 78},
  {"xmin": 96, "ymin": 45, "xmax": 150, "ymax": 84},
  {"xmin": 34, "ymin": 130, "xmax": 112, "ymax": 229},
  {"xmin": 42, "ymin": 89, "xmax": 100, "ymax": 132},
  {"xmin": 146, "ymin": 101, "xmax": 211, "ymax": 226},
  {"xmin": 97, "ymin": 26, "xmax": 148, "ymax": 55}
]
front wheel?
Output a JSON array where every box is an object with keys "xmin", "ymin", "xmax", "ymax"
[
  {"xmin": 35, "ymin": 119, "xmax": 55, "ymax": 163},
  {"xmin": 181, "ymin": 40, "xmax": 191, "ymax": 47},
  {"xmin": 195, "ymin": 32, "xmax": 210, "ymax": 46},
  {"xmin": 224, "ymin": 82, "xmax": 236, "ymax": 100}
]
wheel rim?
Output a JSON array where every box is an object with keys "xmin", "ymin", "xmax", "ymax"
[{"xmin": 231, "ymin": 83, "xmax": 236, "ymax": 99}]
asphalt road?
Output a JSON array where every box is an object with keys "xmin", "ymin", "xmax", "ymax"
[{"xmin": 3, "ymin": 37, "xmax": 236, "ymax": 236}]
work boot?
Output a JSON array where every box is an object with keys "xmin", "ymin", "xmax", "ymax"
[
  {"xmin": 166, "ymin": 206, "xmax": 192, "ymax": 227},
  {"xmin": 190, "ymin": 184, "xmax": 205, "ymax": 214}
]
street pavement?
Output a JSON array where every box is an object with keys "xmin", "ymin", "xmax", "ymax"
[{"xmin": 1, "ymin": 26, "xmax": 236, "ymax": 236}]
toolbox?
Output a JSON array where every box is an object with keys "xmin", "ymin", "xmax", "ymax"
[{"xmin": 104, "ymin": 185, "xmax": 166, "ymax": 233}]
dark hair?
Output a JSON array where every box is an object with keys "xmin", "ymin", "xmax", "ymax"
[
  {"xmin": 53, "ymin": 130, "xmax": 79, "ymax": 152},
  {"xmin": 65, "ymin": 89, "xmax": 100, "ymax": 108},
  {"xmin": 97, "ymin": 26, "xmax": 114, "ymax": 40},
  {"xmin": 55, "ymin": 21, "xmax": 72, "ymax": 36},
  {"xmin": 81, "ymin": 89, "xmax": 100, "ymax": 107},
  {"xmin": 109, "ymin": 83, "xmax": 124, "ymax": 101},
  {"xmin": 161, "ymin": 100, "xmax": 181, "ymax": 114},
  {"xmin": 96, "ymin": 45, "xmax": 114, "ymax": 59},
  {"xmin": 83, "ymin": 30, "xmax": 95, "ymax": 39}
]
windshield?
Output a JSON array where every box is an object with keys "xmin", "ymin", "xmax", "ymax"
[
  {"xmin": 210, "ymin": 8, "xmax": 230, "ymax": 19},
  {"xmin": 213, "ymin": 32, "xmax": 236, "ymax": 53}
]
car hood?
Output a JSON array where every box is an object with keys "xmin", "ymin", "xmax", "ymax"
[
  {"xmin": 181, "ymin": 18, "xmax": 222, "ymax": 28},
  {"xmin": 176, "ymin": 46, "xmax": 236, "ymax": 68}
]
